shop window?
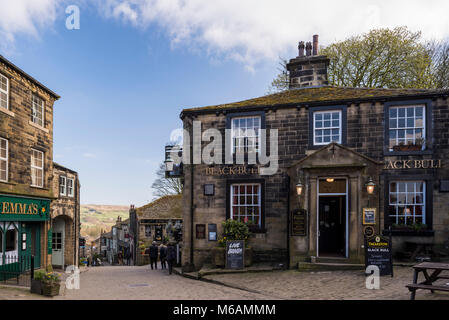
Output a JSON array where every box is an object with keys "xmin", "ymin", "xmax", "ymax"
[
  {"xmin": 0, "ymin": 138, "xmax": 7, "ymax": 182},
  {"xmin": 231, "ymin": 116, "xmax": 261, "ymax": 154},
  {"xmin": 31, "ymin": 149, "xmax": 44, "ymax": 187},
  {"xmin": 31, "ymin": 94, "xmax": 44, "ymax": 127},
  {"xmin": 0, "ymin": 73, "xmax": 8, "ymax": 110},
  {"xmin": 59, "ymin": 176, "xmax": 67, "ymax": 196},
  {"xmin": 230, "ymin": 183, "xmax": 262, "ymax": 226},
  {"xmin": 388, "ymin": 181, "xmax": 426, "ymax": 225},
  {"xmin": 6, "ymin": 229, "xmax": 17, "ymax": 252},
  {"xmin": 388, "ymin": 105, "xmax": 425, "ymax": 151},
  {"xmin": 313, "ymin": 110, "xmax": 341, "ymax": 145}
]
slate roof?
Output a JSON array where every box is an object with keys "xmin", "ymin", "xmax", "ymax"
[
  {"xmin": 136, "ymin": 194, "xmax": 182, "ymax": 220},
  {"xmin": 181, "ymin": 86, "xmax": 449, "ymax": 115}
]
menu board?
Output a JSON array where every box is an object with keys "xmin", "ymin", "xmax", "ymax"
[
  {"xmin": 291, "ymin": 209, "xmax": 307, "ymax": 236},
  {"xmin": 226, "ymin": 240, "xmax": 244, "ymax": 269},
  {"xmin": 365, "ymin": 235, "xmax": 393, "ymax": 276}
]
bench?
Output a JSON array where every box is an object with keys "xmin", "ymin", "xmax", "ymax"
[{"xmin": 406, "ymin": 262, "xmax": 449, "ymax": 300}]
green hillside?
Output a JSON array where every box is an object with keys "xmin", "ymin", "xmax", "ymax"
[{"xmin": 80, "ymin": 205, "xmax": 129, "ymax": 242}]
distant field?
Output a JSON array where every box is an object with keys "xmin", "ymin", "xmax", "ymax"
[{"xmin": 80, "ymin": 204, "xmax": 129, "ymax": 243}]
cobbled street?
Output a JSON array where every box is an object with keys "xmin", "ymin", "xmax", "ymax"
[{"xmin": 1, "ymin": 265, "xmax": 449, "ymax": 300}]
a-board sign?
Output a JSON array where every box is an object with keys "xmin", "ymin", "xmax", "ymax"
[
  {"xmin": 291, "ymin": 209, "xmax": 307, "ymax": 236},
  {"xmin": 226, "ymin": 240, "xmax": 244, "ymax": 269},
  {"xmin": 365, "ymin": 235, "xmax": 393, "ymax": 276}
]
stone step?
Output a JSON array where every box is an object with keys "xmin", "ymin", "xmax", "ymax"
[{"xmin": 298, "ymin": 262, "xmax": 365, "ymax": 272}]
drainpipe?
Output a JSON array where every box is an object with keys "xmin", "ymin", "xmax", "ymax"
[
  {"xmin": 74, "ymin": 177, "xmax": 79, "ymax": 268},
  {"xmin": 286, "ymin": 174, "xmax": 290, "ymax": 269},
  {"xmin": 189, "ymin": 118, "xmax": 195, "ymax": 270}
]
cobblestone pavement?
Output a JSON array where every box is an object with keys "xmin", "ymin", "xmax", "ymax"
[
  {"xmin": 203, "ymin": 266, "xmax": 449, "ymax": 300},
  {"xmin": 53, "ymin": 265, "xmax": 270, "ymax": 300}
]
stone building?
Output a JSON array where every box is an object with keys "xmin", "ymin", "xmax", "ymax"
[
  {"xmin": 50, "ymin": 163, "xmax": 80, "ymax": 269},
  {"xmin": 129, "ymin": 195, "xmax": 183, "ymax": 265},
  {"xmin": 0, "ymin": 55, "xmax": 59, "ymax": 272},
  {"xmin": 176, "ymin": 35, "xmax": 449, "ymax": 270}
]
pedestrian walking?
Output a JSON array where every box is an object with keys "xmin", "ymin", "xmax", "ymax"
[
  {"xmin": 149, "ymin": 241, "xmax": 159, "ymax": 270},
  {"xmin": 118, "ymin": 251, "xmax": 123, "ymax": 265},
  {"xmin": 167, "ymin": 242, "xmax": 176, "ymax": 275},
  {"xmin": 159, "ymin": 243, "xmax": 167, "ymax": 269}
]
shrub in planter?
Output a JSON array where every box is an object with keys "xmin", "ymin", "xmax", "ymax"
[{"xmin": 33, "ymin": 270, "xmax": 61, "ymax": 297}]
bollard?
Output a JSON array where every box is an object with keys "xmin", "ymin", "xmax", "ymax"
[{"xmin": 31, "ymin": 255, "xmax": 35, "ymax": 280}]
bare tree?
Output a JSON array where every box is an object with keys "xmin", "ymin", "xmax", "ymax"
[
  {"xmin": 266, "ymin": 58, "xmax": 289, "ymax": 94},
  {"xmin": 428, "ymin": 39, "xmax": 449, "ymax": 89},
  {"xmin": 151, "ymin": 163, "xmax": 183, "ymax": 198}
]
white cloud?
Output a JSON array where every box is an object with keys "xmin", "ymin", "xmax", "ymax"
[
  {"xmin": 97, "ymin": 0, "xmax": 449, "ymax": 69},
  {"xmin": 83, "ymin": 153, "xmax": 97, "ymax": 159},
  {"xmin": 0, "ymin": 0, "xmax": 60, "ymax": 50}
]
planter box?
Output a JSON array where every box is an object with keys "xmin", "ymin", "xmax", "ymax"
[
  {"xmin": 30, "ymin": 279, "xmax": 42, "ymax": 295},
  {"xmin": 393, "ymin": 145, "xmax": 422, "ymax": 152},
  {"xmin": 42, "ymin": 282, "xmax": 61, "ymax": 297}
]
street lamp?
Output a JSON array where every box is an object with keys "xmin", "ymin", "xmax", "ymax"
[
  {"xmin": 366, "ymin": 177, "xmax": 376, "ymax": 195},
  {"xmin": 164, "ymin": 158, "xmax": 174, "ymax": 172},
  {"xmin": 296, "ymin": 178, "xmax": 304, "ymax": 196}
]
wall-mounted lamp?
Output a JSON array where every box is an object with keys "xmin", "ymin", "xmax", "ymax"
[
  {"xmin": 326, "ymin": 178, "xmax": 335, "ymax": 183},
  {"xmin": 366, "ymin": 177, "xmax": 376, "ymax": 195},
  {"xmin": 296, "ymin": 178, "xmax": 305, "ymax": 196},
  {"xmin": 164, "ymin": 158, "xmax": 174, "ymax": 172}
]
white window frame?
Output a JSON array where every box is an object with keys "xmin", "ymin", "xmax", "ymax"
[
  {"xmin": 0, "ymin": 138, "xmax": 8, "ymax": 182},
  {"xmin": 0, "ymin": 73, "xmax": 9, "ymax": 110},
  {"xmin": 388, "ymin": 105, "xmax": 426, "ymax": 151},
  {"xmin": 67, "ymin": 178, "xmax": 74, "ymax": 197},
  {"xmin": 388, "ymin": 181, "xmax": 426, "ymax": 225},
  {"xmin": 313, "ymin": 110, "xmax": 342, "ymax": 145},
  {"xmin": 30, "ymin": 149, "xmax": 44, "ymax": 188},
  {"xmin": 31, "ymin": 94, "xmax": 44, "ymax": 127},
  {"xmin": 230, "ymin": 183, "xmax": 262, "ymax": 227},
  {"xmin": 59, "ymin": 176, "xmax": 67, "ymax": 196},
  {"xmin": 231, "ymin": 116, "xmax": 261, "ymax": 154}
]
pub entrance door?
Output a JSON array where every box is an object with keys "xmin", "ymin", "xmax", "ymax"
[{"xmin": 317, "ymin": 179, "xmax": 348, "ymax": 258}]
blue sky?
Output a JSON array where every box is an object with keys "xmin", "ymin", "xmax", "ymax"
[{"xmin": 2, "ymin": 0, "xmax": 449, "ymax": 206}]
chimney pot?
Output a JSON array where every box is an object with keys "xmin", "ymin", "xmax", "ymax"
[
  {"xmin": 305, "ymin": 42, "xmax": 312, "ymax": 56},
  {"xmin": 298, "ymin": 41, "xmax": 305, "ymax": 57},
  {"xmin": 313, "ymin": 35, "xmax": 319, "ymax": 56}
]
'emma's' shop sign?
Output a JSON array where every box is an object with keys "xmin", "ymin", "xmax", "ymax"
[
  {"xmin": 205, "ymin": 166, "xmax": 260, "ymax": 176},
  {"xmin": 0, "ymin": 195, "xmax": 50, "ymax": 221},
  {"xmin": 384, "ymin": 159, "xmax": 442, "ymax": 170}
]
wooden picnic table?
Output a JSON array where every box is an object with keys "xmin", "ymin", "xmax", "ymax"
[{"xmin": 406, "ymin": 262, "xmax": 449, "ymax": 300}]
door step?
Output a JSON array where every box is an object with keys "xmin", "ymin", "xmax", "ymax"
[{"xmin": 298, "ymin": 262, "xmax": 365, "ymax": 272}]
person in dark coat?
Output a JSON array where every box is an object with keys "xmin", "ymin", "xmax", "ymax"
[
  {"xmin": 149, "ymin": 241, "xmax": 159, "ymax": 270},
  {"xmin": 166, "ymin": 242, "xmax": 177, "ymax": 275},
  {"xmin": 159, "ymin": 244, "xmax": 167, "ymax": 269}
]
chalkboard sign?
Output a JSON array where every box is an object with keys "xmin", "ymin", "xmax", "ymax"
[
  {"xmin": 226, "ymin": 240, "xmax": 244, "ymax": 269},
  {"xmin": 365, "ymin": 235, "xmax": 393, "ymax": 276},
  {"xmin": 291, "ymin": 209, "xmax": 307, "ymax": 236}
]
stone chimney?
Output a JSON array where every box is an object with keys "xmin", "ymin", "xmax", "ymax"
[{"xmin": 287, "ymin": 35, "xmax": 330, "ymax": 88}]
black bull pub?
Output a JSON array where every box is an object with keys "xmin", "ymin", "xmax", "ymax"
[
  {"xmin": 0, "ymin": 195, "xmax": 50, "ymax": 277},
  {"xmin": 171, "ymin": 36, "xmax": 449, "ymax": 271}
]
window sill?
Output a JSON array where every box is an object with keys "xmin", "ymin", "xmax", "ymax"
[
  {"xmin": 30, "ymin": 185, "xmax": 48, "ymax": 190},
  {"xmin": 0, "ymin": 180, "xmax": 17, "ymax": 185},
  {"xmin": 0, "ymin": 107, "xmax": 15, "ymax": 117},
  {"xmin": 384, "ymin": 150, "xmax": 433, "ymax": 156},
  {"xmin": 28, "ymin": 121, "xmax": 49, "ymax": 133},
  {"xmin": 382, "ymin": 229, "xmax": 434, "ymax": 237}
]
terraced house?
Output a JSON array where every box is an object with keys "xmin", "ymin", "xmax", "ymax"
[
  {"xmin": 175, "ymin": 36, "xmax": 449, "ymax": 270},
  {"xmin": 0, "ymin": 55, "xmax": 79, "ymax": 278}
]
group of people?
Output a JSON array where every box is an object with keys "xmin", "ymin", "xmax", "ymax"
[
  {"xmin": 147, "ymin": 241, "xmax": 177, "ymax": 274},
  {"xmin": 117, "ymin": 248, "xmax": 132, "ymax": 266}
]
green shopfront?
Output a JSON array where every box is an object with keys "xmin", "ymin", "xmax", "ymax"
[{"xmin": 0, "ymin": 194, "xmax": 50, "ymax": 275}]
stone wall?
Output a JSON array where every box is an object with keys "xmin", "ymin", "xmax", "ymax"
[{"xmin": 182, "ymin": 96, "xmax": 449, "ymax": 269}]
